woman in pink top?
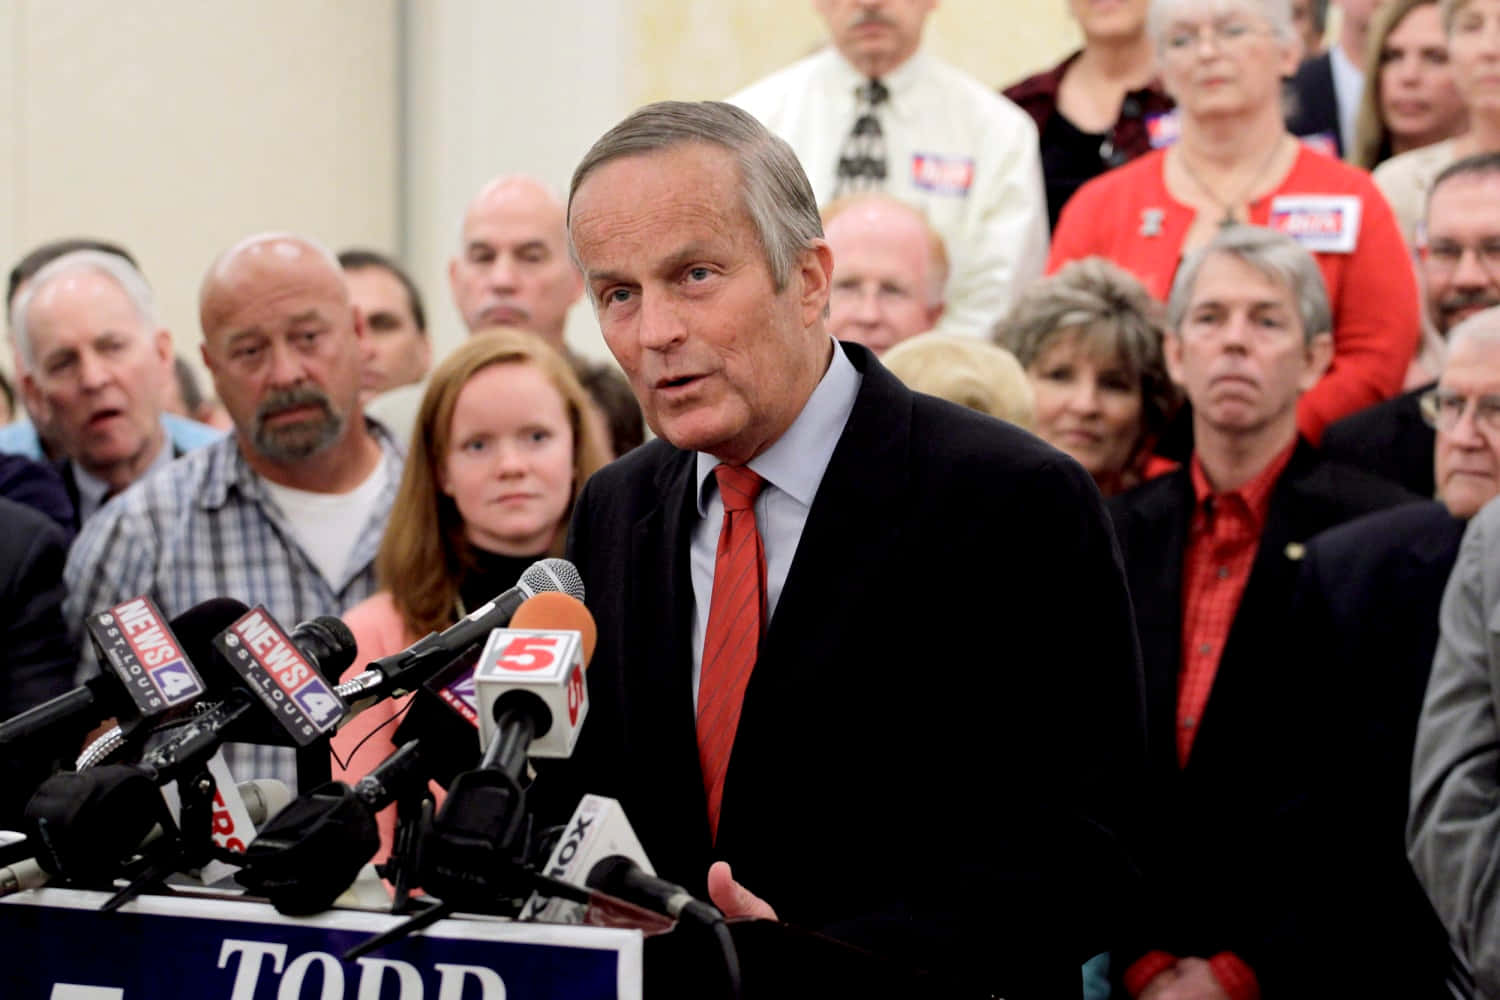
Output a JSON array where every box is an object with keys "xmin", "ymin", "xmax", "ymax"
[
  {"xmin": 1048, "ymin": 0, "xmax": 1419, "ymax": 443},
  {"xmin": 331, "ymin": 328, "xmax": 610, "ymax": 868}
]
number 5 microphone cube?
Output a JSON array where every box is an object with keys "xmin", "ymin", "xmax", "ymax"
[{"xmin": 473, "ymin": 628, "xmax": 588, "ymax": 759}]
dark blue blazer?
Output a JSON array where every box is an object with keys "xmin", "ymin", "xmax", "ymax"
[{"xmin": 1287, "ymin": 501, "xmax": 1464, "ymax": 996}]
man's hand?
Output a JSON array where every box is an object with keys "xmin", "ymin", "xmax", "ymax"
[
  {"xmin": 1150, "ymin": 958, "xmax": 1232, "ymax": 1000},
  {"xmin": 1138, "ymin": 965, "xmax": 1179, "ymax": 1000},
  {"xmin": 706, "ymin": 861, "xmax": 778, "ymax": 920}
]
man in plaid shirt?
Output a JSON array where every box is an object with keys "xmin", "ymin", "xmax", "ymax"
[{"xmin": 65, "ymin": 232, "xmax": 403, "ymax": 792}]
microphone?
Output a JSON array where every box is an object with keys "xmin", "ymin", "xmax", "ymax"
[
  {"xmin": 210, "ymin": 605, "xmax": 351, "ymax": 747},
  {"xmin": 2, "ymin": 777, "xmax": 289, "ymax": 897},
  {"xmin": 587, "ymin": 855, "xmax": 724, "ymax": 926},
  {"xmin": 520, "ymin": 794, "xmax": 656, "ymax": 923},
  {"xmin": 474, "ymin": 590, "xmax": 598, "ymax": 769},
  {"xmin": 77, "ymin": 610, "xmax": 359, "ymax": 768},
  {"xmin": 0, "ymin": 596, "xmax": 234, "ymax": 753},
  {"xmin": 416, "ymin": 593, "xmax": 596, "ymax": 907},
  {"xmin": 335, "ymin": 558, "xmax": 583, "ymax": 708}
]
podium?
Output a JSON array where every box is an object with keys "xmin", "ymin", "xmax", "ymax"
[
  {"xmin": 644, "ymin": 917, "xmax": 972, "ymax": 1000},
  {"xmin": 0, "ymin": 888, "xmax": 966, "ymax": 1000}
]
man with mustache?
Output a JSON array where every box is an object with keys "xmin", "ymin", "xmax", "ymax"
[
  {"xmin": 728, "ymin": 0, "xmax": 1047, "ymax": 339},
  {"xmin": 1106, "ymin": 225, "xmax": 1415, "ymax": 999},
  {"xmin": 1323, "ymin": 152, "xmax": 1500, "ymax": 496},
  {"xmin": 64, "ymin": 233, "xmax": 404, "ymax": 791}
]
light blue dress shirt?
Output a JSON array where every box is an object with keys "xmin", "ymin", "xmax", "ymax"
[{"xmin": 687, "ymin": 340, "xmax": 862, "ymax": 706}]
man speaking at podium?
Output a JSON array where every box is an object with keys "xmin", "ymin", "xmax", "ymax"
[{"xmin": 542, "ymin": 100, "xmax": 1146, "ymax": 998}]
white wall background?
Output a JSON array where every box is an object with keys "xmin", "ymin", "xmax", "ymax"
[{"xmin": 0, "ymin": 1, "xmax": 1084, "ymax": 383}]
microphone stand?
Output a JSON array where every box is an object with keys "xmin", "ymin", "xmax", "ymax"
[{"xmin": 101, "ymin": 697, "xmax": 258, "ymax": 912}]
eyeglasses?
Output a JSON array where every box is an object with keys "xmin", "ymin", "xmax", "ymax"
[
  {"xmin": 1423, "ymin": 238, "xmax": 1500, "ymax": 278},
  {"xmin": 1162, "ymin": 19, "xmax": 1269, "ymax": 53},
  {"xmin": 1419, "ymin": 388, "xmax": 1500, "ymax": 433}
]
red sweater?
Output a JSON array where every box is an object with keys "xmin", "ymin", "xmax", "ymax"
[{"xmin": 1047, "ymin": 146, "xmax": 1419, "ymax": 443}]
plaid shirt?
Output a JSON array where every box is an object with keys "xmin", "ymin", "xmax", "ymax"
[{"xmin": 64, "ymin": 423, "xmax": 404, "ymax": 790}]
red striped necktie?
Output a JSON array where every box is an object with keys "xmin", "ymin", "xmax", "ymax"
[{"xmin": 697, "ymin": 463, "xmax": 767, "ymax": 840}]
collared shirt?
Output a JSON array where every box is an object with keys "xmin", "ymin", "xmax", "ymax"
[
  {"xmin": 1177, "ymin": 441, "xmax": 1297, "ymax": 766},
  {"xmin": 64, "ymin": 423, "xmax": 404, "ymax": 790},
  {"xmin": 0, "ymin": 413, "xmax": 223, "ymax": 461},
  {"xmin": 1329, "ymin": 42, "xmax": 1363, "ymax": 159},
  {"xmin": 729, "ymin": 47, "xmax": 1049, "ymax": 338},
  {"xmin": 70, "ymin": 434, "xmax": 178, "ymax": 524},
  {"xmin": 688, "ymin": 340, "xmax": 862, "ymax": 706}
]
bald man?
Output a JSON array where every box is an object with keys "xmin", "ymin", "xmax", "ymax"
[
  {"xmin": 449, "ymin": 174, "xmax": 584, "ymax": 349},
  {"xmin": 823, "ymin": 194, "xmax": 947, "ymax": 355},
  {"xmin": 64, "ymin": 233, "xmax": 405, "ymax": 791}
]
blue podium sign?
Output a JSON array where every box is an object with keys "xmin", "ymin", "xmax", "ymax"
[{"xmin": 0, "ymin": 888, "xmax": 642, "ymax": 1000}]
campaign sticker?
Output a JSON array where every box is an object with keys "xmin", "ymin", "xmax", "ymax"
[
  {"xmin": 911, "ymin": 153, "xmax": 974, "ymax": 195},
  {"xmin": 1268, "ymin": 195, "xmax": 1361, "ymax": 253},
  {"xmin": 1145, "ymin": 110, "xmax": 1181, "ymax": 149}
]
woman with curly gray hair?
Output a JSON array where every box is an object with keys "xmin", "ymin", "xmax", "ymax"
[{"xmin": 997, "ymin": 257, "xmax": 1180, "ymax": 494}]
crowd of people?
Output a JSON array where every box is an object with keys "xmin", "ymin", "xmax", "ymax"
[{"xmin": 5, "ymin": 0, "xmax": 1500, "ymax": 996}]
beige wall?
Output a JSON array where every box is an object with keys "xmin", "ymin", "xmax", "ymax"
[
  {"xmin": 407, "ymin": 1, "xmax": 1084, "ymax": 368},
  {"xmin": 0, "ymin": 2, "xmax": 1083, "ymax": 385},
  {"xmin": 0, "ymin": 1, "xmax": 400, "ymax": 384}
]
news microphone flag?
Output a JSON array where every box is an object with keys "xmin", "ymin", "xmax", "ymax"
[
  {"xmin": 473, "ymin": 627, "xmax": 588, "ymax": 760},
  {"xmin": 520, "ymin": 794, "xmax": 654, "ymax": 923},
  {"xmin": 87, "ymin": 596, "xmax": 206, "ymax": 715},
  {"xmin": 213, "ymin": 606, "xmax": 346, "ymax": 746}
]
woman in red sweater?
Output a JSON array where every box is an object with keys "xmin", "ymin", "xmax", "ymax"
[{"xmin": 1048, "ymin": 0, "xmax": 1419, "ymax": 442}]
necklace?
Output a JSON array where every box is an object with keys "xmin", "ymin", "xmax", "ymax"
[{"xmin": 1175, "ymin": 135, "xmax": 1288, "ymax": 227}]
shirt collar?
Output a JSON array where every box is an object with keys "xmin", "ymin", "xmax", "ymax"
[
  {"xmin": 1189, "ymin": 438, "xmax": 1298, "ymax": 530},
  {"xmin": 823, "ymin": 45, "xmax": 927, "ymax": 118},
  {"xmin": 696, "ymin": 338, "xmax": 861, "ymax": 515},
  {"xmin": 72, "ymin": 426, "xmax": 175, "ymax": 513},
  {"xmin": 201, "ymin": 418, "xmax": 403, "ymax": 512}
]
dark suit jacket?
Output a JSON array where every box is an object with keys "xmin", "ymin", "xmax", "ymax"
[
  {"xmin": 0, "ymin": 452, "xmax": 74, "ymax": 541},
  {"xmin": 542, "ymin": 343, "xmax": 1149, "ymax": 998},
  {"xmin": 1320, "ymin": 383, "xmax": 1434, "ymax": 499},
  {"xmin": 0, "ymin": 496, "xmax": 81, "ymax": 826},
  {"xmin": 1106, "ymin": 441, "xmax": 1417, "ymax": 992},
  {"xmin": 1284, "ymin": 51, "xmax": 1342, "ymax": 156},
  {"xmin": 1287, "ymin": 501, "xmax": 1463, "ymax": 996}
]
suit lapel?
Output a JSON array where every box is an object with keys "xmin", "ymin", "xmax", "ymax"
[
  {"xmin": 627, "ymin": 452, "xmax": 715, "ymax": 854},
  {"xmin": 1121, "ymin": 469, "xmax": 1193, "ymax": 775},
  {"xmin": 717, "ymin": 348, "xmax": 914, "ymax": 839},
  {"xmin": 1188, "ymin": 442, "xmax": 1318, "ymax": 776}
]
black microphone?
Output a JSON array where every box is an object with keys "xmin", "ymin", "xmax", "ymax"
[
  {"xmin": 76, "ymin": 608, "xmax": 359, "ymax": 765},
  {"xmin": 586, "ymin": 855, "xmax": 725, "ymax": 926},
  {"xmin": 0, "ymin": 597, "xmax": 247, "ymax": 756},
  {"xmin": 234, "ymin": 741, "xmax": 431, "ymax": 915},
  {"xmin": 334, "ymin": 558, "xmax": 583, "ymax": 709}
]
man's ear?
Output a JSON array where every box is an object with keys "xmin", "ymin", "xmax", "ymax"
[
  {"xmin": 20, "ymin": 371, "xmax": 48, "ymax": 426},
  {"xmin": 1300, "ymin": 330, "xmax": 1334, "ymax": 390},
  {"xmin": 798, "ymin": 239, "xmax": 835, "ymax": 328},
  {"xmin": 1163, "ymin": 330, "xmax": 1186, "ymax": 386}
]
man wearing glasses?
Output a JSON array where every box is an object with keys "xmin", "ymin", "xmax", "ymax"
[
  {"xmin": 64, "ymin": 233, "xmax": 403, "ymax": 793},
  {"xmin": 727, "ymin": 0, "xmax": 1047, "ymax": 340},
  {"xmin": 1286, "ymin": 305, "xmax": 1500, "ymax": 998},
  {"xmin": 1323, "ymin": 152, "xmax": 1500, "ymax": 495},
  {"xmin": 1407, "ymin": 304, "xmax": 1500, "ymax": 996}
]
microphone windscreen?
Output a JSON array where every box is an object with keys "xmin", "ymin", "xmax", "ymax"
[{"xmin": 510, "ymin": 592, "xmax": 598, "ymax": 666}]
